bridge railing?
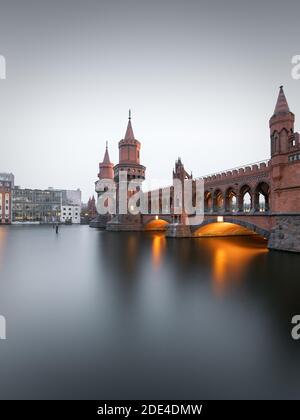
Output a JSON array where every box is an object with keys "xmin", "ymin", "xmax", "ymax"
[{"xmin": 195, "ymin": 159, "xmax": 271, "ymax": 182}]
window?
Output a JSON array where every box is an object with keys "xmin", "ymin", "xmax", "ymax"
[{"xmin": 288, "ymin": 153, "xmax": 300, "ymax": 162}]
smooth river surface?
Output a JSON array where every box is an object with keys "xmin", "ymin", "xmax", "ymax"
[{"xmin": 0, "ymin": 225, "xmax": 300, "ymax": 399}]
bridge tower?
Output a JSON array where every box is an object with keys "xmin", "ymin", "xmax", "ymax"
[
  {"xmin": 269, "ymin": 86, "xmax": 300, "ymax": 212},
  {"xmin": 270, "ymin": 85, "xmax": 295, "ymax": 158},
  {"xmin": 91, "ymin": 143, "xmax": 115, "ymax": 228},
  {"xmin": 98, "ymin": 142, "xmax": 114, "ymax": 180},
  {"xmin": 107, "ymin": 111, "xmax": 146, "ymax": 231},
  {"xmin": 114, "ymin": 110, "xmax": 146, "ymax": 184},
  {"xmin": 173, "ymin": 157, "xmax": 192, "ymax": 182}
]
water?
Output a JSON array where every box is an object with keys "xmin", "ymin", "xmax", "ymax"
[{"xmin": 0, "ymin": 225, "xmax": 300, "ymax": 399}]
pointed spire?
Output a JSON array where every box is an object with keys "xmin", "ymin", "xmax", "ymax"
[
  {"xmin": 124, "ymin": 109, "xmax": 135, "ymax": 140},
  {"xmin": 273, "ymin": 85, "xmax": 290, "ymax": 115},
  {"xmin": 102, "ymin": 141, "xmax": 112, "ymax": 164}
]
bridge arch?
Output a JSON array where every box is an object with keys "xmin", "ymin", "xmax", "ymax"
[
  {"xmin": 191, "ymin": 217, "xmax": 270, "ymax": 239},
  {"xmin": 143, "ymin": 216, "xmax": 171, "ymax": 231}
]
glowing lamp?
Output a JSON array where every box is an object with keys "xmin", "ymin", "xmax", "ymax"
[
  {"xmin": 217, "ymin": 216, "xmax": 224, "ymax": 223},
  {"xmin": 155, "ymin": 215, "xmax": 159, "ymax": 220}
]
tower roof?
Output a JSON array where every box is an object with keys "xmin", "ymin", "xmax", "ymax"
[
  {"xmin": 273, "ymin": 85, "xmax": 290, "ymax": 115},
  {"xmin": 102, "ymin": 142, "xmax": 112, "ymax": 165},
  {"xmin": 124, "ymin": 109, "xmax": 135, "ymax": 140}
]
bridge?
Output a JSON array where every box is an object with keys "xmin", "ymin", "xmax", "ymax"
[
  {"xmin": 141, "ymin": 86, "xmax": 300, "ymax": 253},
  {"xmin": 141, "ymin": 158, "xmax": 273, "ymax": 237},
  {"xmin": 94, "ymin": 87, "xmax": 300, "ymax": 252}
]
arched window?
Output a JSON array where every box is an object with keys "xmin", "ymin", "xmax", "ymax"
[
  {"xmin": 225, "ymin": 188, "xmax": 237, "ymax": 212},
  {"xmin": 254, "ymin": 182, "xmax": 270, "ymax": 212},
  {"xmin": 243, "ymin": 192, "xmax": 251, "ymax": 212},
  {"xmin": 213, "ymin": 189, "xmax": 224, "ymax": 212},
  {"xmin": 239, "ymin": 185, "xmax": 252, "ymax": 213},
  {"xmin": 204, "ymin": 191, "xmax": 212, "ymax": 212}
]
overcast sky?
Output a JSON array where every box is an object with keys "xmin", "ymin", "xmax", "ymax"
[{"xmin": 0, "ymin": 0, "xmax": 300, "ymax": 201}]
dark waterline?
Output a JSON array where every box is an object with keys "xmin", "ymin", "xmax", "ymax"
[{"xmin": 0, "ymin": 225, "xmax": 300, "ymax": 399}]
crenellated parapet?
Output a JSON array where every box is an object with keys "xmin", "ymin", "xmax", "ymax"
[{"xmin": 200, "ymin": 160, "xmax": 271, "ymax": 187}]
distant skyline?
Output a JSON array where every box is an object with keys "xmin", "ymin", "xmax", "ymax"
[{"xmin": 1, "ymin": 0, "xmax": 300, "ymax": 201}]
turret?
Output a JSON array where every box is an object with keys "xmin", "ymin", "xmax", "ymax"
[
  {"xmin": 114, "ymin": 111, "xmax": 146, "ymax": 182},
  {"xmin": 270, "ymin": 86, "xmax": 300, "ymax": 212},
  {"xmin": 98, "ymin": 142, "xmax": 114, "ymax": 180},
  {"xmin": 270, "ymin": 86, "xmax": 295, "ymax": 157},
  {"xmin": 173, "ymin": 157, "xmax": 192, "ymax": 181}
]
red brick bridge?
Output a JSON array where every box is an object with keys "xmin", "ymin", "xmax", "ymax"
[
  {"xmin": 95, "ymin": 87, "xmax": 300, "ymax": 252},
  {"xmin": 141, "ymin": 87, "xmax": 300, "ymax": 252}
]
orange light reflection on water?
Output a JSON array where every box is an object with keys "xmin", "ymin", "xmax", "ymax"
[
  {"xmin": 152, "ymin": 233, "xmax": 166, "ymax": 269},
  {"xmin": 0, "ymin": 228, "xmax": 8, "ymax": 269},
  {"xmin": 207, "ymin": 237, "xmax": 268, "ymax": 295}
]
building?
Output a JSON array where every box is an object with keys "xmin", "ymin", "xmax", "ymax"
[
  {"xmin": 87, "ymin": 196, "xmax": 97, "ymax": 220},
  {"xmin": 60, "ymin": 204, "xmax": 81, "ymax": 224},
  {"xmin": 60, "ymin": 189, "xmax": 81, "ymax": 224},
  {"xmin": 0, "ymin": 173, "xmax": 14, "ymax": 188},
  {"xmin": 12, "ymin": 187, "xmax": 81, "ymax": 223},
  {"xmin": 0, "ymin": 173, "xmax": 14, "ymax": 224}
]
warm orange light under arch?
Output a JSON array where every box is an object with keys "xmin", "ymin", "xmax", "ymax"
[
  {"xmin": 193, "ymin": 222, "xmax": 261, "ymax": 237},
  {"xmin": 145, "ymin": 219, "xmax": 169, "ymax": 231}
]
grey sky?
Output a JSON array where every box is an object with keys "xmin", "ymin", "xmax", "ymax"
[{"xmin": 0, "ymin": 0, "xmax": 300, "ymax": 201}]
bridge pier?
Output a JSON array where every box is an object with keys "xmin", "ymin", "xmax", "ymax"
[
  {"xmin": 106, "ymin": 214, "xmax": 144, "ymax": 231},
  {"xmin": 268, "ymin": 215, "xmax": 300, "ymax": 253},
  {"xmin": 90, "ymin": 214, "xmax": 112, "ymax": 228},
  {"xmin": 165, "ymin": 223, "xmax": 191, "ymax": 238}
]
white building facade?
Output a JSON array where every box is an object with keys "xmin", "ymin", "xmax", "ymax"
[{"xmin": 60, "ymin": 204, "xmax": 81, "ymax": 224}]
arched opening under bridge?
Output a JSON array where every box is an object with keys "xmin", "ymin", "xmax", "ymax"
[
  {"xmin": 192, "ymin": 220, "xmax": 269, "ymax": 240},
  {"xmin": 144, "ymin": 218, "xmax": 170, "ymax": 231}
]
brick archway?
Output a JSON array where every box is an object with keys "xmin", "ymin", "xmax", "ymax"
[
  {"xmin": 254, "ymin": 181, "xmax": 270, "ymax": 212},
  {"xmin": 191, "ymin": 217, "xmax": 270, "ymax": 239},
  {"xmin": 143, "ymin": 215, "xmax": 172, "ymax": 231},
  {"xmin": 213, "ymin": 189, "xmax": 224, "ymax": 212},
  {"xmin": 238, "ymin": 184, "xmax": 253, "ymax": 212},
  {"xmin": 225, "ymin": 187, "xmax": 237, "ymax": 212}
]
